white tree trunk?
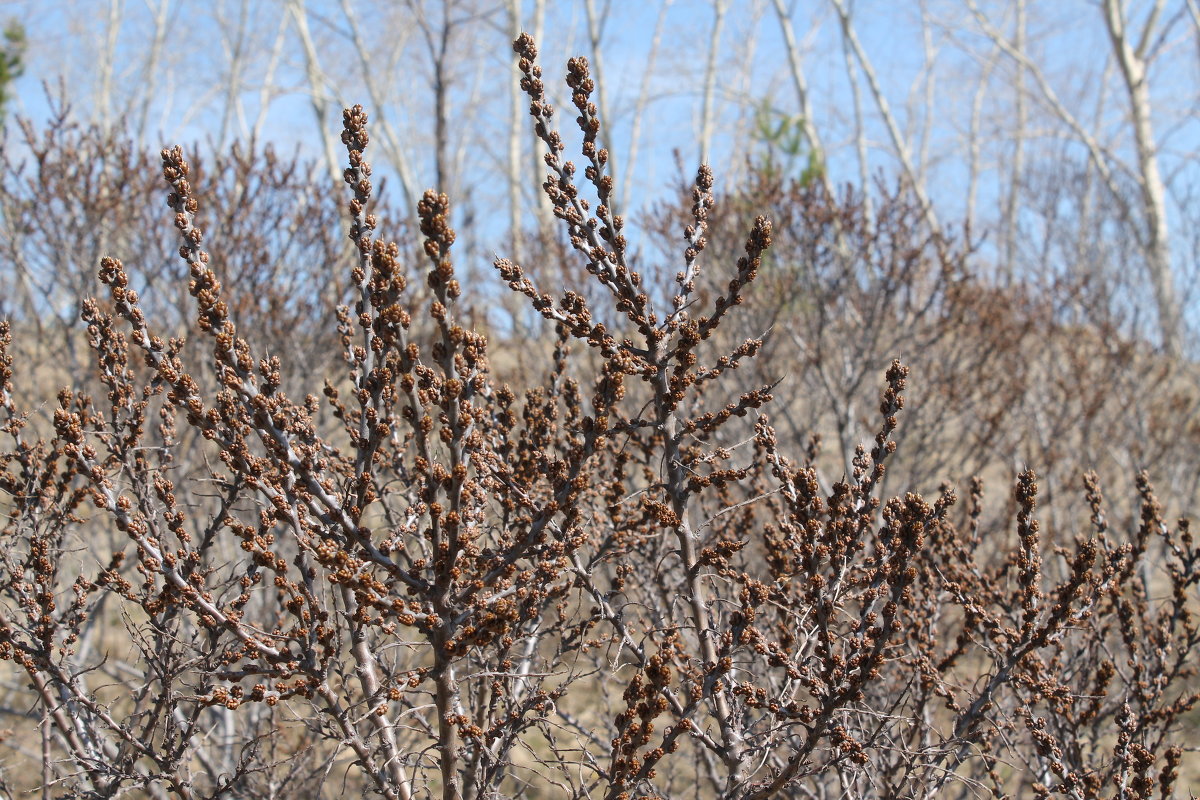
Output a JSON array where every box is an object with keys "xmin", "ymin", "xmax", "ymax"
[
  {"xmin": 1103, "ymin": 0, "xmax": 1182, "ymax": 357},
  {"xmin": 831, "ymin": 0, "xmax": 940, "ymax": 233},
  {"xmin": 771, "ymin": 0, "xmax": 830, "ymax": 195},
  {"xmin": 1003, "ymin": 0, "xmax": 1026, "ymax": 283},
  {"xmin": 287, "ymin": 0, "xmax": 343, "ymax": 185},
  {"xmin": 699, "ymin": 0, "xmax": 728, "ymax": 166}
]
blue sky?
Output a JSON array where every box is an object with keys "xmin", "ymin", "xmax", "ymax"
[{"xmin": 5, "ymin": 0, "xmax": 1200, "ymax": 333}]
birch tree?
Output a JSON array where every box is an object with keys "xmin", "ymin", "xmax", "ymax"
[
  {"xmin": 831, "ymin": 0, "xmax": 940, "ymax": 233},
  {"xmin": 287, "ymin": 0, "xmax": 343, "ymax": 184},
  {"xmin": 699, "ymin": 0, "xmax": 728, "ymax": 166},
  {"xmin": 969, "ymin": 0, "xmax": 1185, "ymax": 355},
  {"xmin": 1102, "ymin": 0, "xmax": 1182, "ymax": 357}
]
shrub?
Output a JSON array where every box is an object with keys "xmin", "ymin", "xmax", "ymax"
[{"xmin": 0, "ymin": 34, "xmax": 1195, "ymax": 800}]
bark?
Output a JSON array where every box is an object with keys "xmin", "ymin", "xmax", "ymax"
[
  {"xmin": 340, "ymin": 0, "xmax": 420, "ymax": 216},
  {"xmin": 699, "ymin": 0, "xmax": 728, "ymax": 166},
  {"xmin": 966, "ymin": 46, "xmax": 998, "ymax": 234},
  {"xmin": 915, "ymin": 0, "xmax": 938, "ymax": 189},
  {"xmin": 1003, "ymin": 0, "xmax": 1027, "ymax": 283},
  {"xmin": 342, "ymin": 587, "xmax": 414, "ymax": 800},
  {"xmin": 217, "ymin": 0, "xmax": 251, "ymax": 148},
  {"xmin": 433, "ymin": 12, "xmax": 452, "ymax": 193},
  {"xmin": 1103, "ymin": 0, "xmax": 1182, "ymax": 357},
  {"xmin": 251, "ymin": 14, "xmax": 289, "ymax": 144},
  {"xmin": 287, "ymin": 0, "xmax": 343, "ymax": 185},
  {"xmin": 771, "ymin": 0, "xmax": 831, "ymax": 195},
  {"xmin": 831, "ymin": 0, "xmax": 940, "ymax": 234},
  {"xmin": 529, "ymin": 0, "xmax": 553, "ymax": 237},
  {"xmin": 841, "ymin": 17, "xmax": 871, "ymax": 219},
  {"xmin": 132, "ymin": 0, "xmax": 169, "ymax": 145}
]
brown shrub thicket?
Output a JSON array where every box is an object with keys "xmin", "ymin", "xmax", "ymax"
[
  {"xmin": 649, "ymin": 173, "xmax": 1200, "ymax": 537},
  {"xmin": 0, "ymin": 34, "xmax": 1196, "ymax": 800},
  {"xmin": 0, "ymin": 111, "xmax": 413, "ymax": 402}
]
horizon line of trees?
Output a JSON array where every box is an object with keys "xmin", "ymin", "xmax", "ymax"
[{"xmin": 2, "ymin": 0, "xmax": 1197, "ymax": 357}]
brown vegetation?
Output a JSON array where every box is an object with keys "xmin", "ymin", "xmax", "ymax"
[{"xmin": 0, "ymin": 33, "xmax": 1196, "ymax": 800}]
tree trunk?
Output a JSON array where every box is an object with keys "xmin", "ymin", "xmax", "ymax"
[{"xmin": 1103, "ymin": 0, "xmax": 1182, "ymax": 358}]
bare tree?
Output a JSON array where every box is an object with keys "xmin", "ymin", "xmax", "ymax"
[
  {"xmin": 339, "ymin": 0, "xmax": 421, "ymax": 217},
  {"xmin": 287, "ymin": 0, "xmax": 343, "ymax": 184},
  {"xmin": 771, "ymin": 0, "xmax": 830, "ymax": 194},
  {"xmin": 699, "ymin": 0, "xmax": 728, "ymax": 166},
  {"xmin": 968, "ymin": 0, "xmax": 1185, "ymax": 355},
  {"xmin": 1102, "ymin": 0, "xmax": 1182, "ymax": 356},
  {"xmin": 830, "ymin": 0, "xmax": 940, "ymax": 233},
  {"xmin": 1003, "ymin": 0, "xmax": 1027, "ymax": 281}
]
